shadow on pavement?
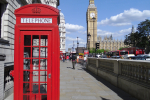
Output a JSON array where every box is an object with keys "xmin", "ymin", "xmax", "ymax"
[
  {"xmin": 79, "ymin": 64, "xmax": 138, "ymax": 100},
  {"xmin": 67, "ymin": 67, "xmax": 73, "ymax": 69},
  {"xmin": 100, "ymin": 97, "xmax": 110, "ymax": 100}
]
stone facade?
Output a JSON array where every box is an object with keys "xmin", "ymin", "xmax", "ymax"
[
  {"xmin": 87, "ymin": 0, "xmax": 97, "ymax": 49},
  {"xmin": 97, "ymin": 35, "xmax": 125, "ymax": 51},
  {"xmin": 0, "ymin": 0, "xmax": 59, "ymax": 99},
  {"xmin": 59, "ymin": 12, "xmax": 66, "ymax": 53}
]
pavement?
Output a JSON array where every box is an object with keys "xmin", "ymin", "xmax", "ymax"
[{"xmin": 5, "ymin": 61, "xmax": 138, "ymax": 100}]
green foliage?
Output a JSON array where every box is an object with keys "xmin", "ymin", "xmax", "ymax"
[
  {"xmin": 89, "ymin": 48, "xmax": 105, "ymax": 54},
  {"xmin": 119, "ymin": 47, "xmax": 128, "ymax": 50},
  {"xmin": 124, "ymin": 19, "xmax": 150, "ymax": 48},
  {"xmin": 104, "ymin": 49, "xmax": 110, "ymax": 52}
]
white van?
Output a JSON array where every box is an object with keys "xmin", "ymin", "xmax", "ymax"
[{"xmin": 123, "ymin": 54, "xmax": 135, "ymax": 59}]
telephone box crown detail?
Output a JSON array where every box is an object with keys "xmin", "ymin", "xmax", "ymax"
[{"xmin": 32, "ymin": 7, "xmax": 41, "ymax": 14}]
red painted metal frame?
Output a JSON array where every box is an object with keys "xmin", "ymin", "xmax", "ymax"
[{"xmin": 14, "ymin": 4, "xmax": 60, "ymax": 100}]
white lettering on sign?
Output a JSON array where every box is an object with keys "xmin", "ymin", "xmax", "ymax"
[{"xmin": 21, "ymin": 18, "xmax": 52, "ymax": 23}]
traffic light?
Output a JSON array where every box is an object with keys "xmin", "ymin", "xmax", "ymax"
[{"xmin": 95, "ymin": 43, "xmax": 99, "ymax": 50}]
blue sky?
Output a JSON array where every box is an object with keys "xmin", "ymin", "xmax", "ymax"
[{"xmin": 58, "ymin": 0, "xmax": 150, "ymax": 51}]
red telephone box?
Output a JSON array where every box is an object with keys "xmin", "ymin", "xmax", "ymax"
[{"xmin": 14, "ymin": 4, "xmax": 60, "ymax": 100}]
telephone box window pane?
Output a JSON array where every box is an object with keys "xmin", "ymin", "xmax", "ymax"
[
  {"xmin": 23, "ymin": 83, "xmax": 30, "ymax": 93},
  {"xmin": 33, "ymin": 76, "xmax": 38, "ymax": 82},
  {"xmin": 41, "ymin": 95, "xmax": 47, "ymax": 100},
  {"xmin": 23, "ymin": 71, "xmax": 30, "ymax": 82},
  {"xmin": 24, "ymin": 35, "xmax": 31, "ymax": 46},
  {"xmin": 23, "ymin": 95, "xmax": 30, "ymax": 100},
  {"xmin": 40, "ymin": 71, "xmax": 47, "ymax": 82},
  {"xmin": 40, "ymin": 59, "xmax": 47, "ymax": 70},
  {"xmin": 40, "ymin": 47, "xmax": 47, "ymax": 58},
  {"xmin": 41, "ymin": 35, "xmax": 48, "ymax": 46},
  {"xmin": 24, "ymin": 47, "xmax": 31, "ymax": 57},
  {"xmin": 24, "ymin": 59, "xmax": 30, "ymax": 70},
  {"xmin": 40, "ymin": 84, "xmax": 47, "ymax": 93},
  {"xmin": 33, "ymin": 47, "xmax": 39, "ymax": 58},
  {"xmin": 33, "ymin": 83, "xmax": 39, "ymax": 93},
  {"xmin": 33, "ymin": 35, "xmax": 39, "ymax": 46},
  {"xmin": 33, "ymin": 59, "xmax": 39, "ymax": 70},
  {"xmin": 33, "ymin": 71, "xmax": 39, "ymax": 82}
]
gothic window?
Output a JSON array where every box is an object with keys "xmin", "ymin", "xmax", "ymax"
[{"xmin": 44, "ymin": 0, "xmax": 50, "ymax": 4}]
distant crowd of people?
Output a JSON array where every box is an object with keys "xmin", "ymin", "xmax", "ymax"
[{"xmin": 60, "ymin": 54, "xmax": 87, "ymax": 69}]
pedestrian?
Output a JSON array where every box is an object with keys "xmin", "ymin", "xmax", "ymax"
[
  {"xmin": 84, "ymin": 55, "xmax": 87, "ymax": 62},
  {"xmin": 63, "ymin": 55, "xmax": 65, "ymax": 62},
  {"xmin": 71, "ymin": 54, "xmax": 76, "ymax": 69},
  {"xmin": 66, "ymin": 55, "xmax": 69, "ymax": 62}
]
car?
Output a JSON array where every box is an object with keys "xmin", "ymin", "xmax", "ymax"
[
  {"xmin": 123, "ymin": 54, "xmax": 135, "ymax": 59},
  {"xmin": 101, "ymin": 55, "xmax": 107, "ymax": 58},
  {"xmin": 111, "ymin": 56, "xmax": 120, "ymax": 59},
  {"xmin": 137, "ymin": 54, "xmax": 147, "ymax": 57},
  {"xmin": 96, "ymin": 55, "xmax": 101, "ymax": 58},
  {"xmin": 144, "ymin": 54, "xmax": 150, "ymax": 60},
  {"xmin": 129, "ymin": 56, "xmax": 146, "ymax": 60}
]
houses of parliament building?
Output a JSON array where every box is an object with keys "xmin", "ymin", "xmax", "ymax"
[{"xmin": 97, "ymin": 35, "xmax": 125, "ymax": 51}]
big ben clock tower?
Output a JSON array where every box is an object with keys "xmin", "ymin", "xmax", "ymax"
[{"xmin": 87, "ymin": 0, "xmax": 97, "ymax": 49}]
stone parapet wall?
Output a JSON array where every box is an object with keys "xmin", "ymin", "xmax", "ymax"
[
  {"xmin": 87, "ymin": 58, "xmax": 150, "ymax": 100},
  {"xmin": 0, "ymin": 62, "xmax": 4, "ymax": 100}
]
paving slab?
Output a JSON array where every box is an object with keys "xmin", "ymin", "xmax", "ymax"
[{"xmin": 5, "ymin": 61, "xmax": 138, "ymax": 100}]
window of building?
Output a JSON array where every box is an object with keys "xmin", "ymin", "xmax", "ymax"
[
  {"xmin": 0, "ymin": 3, "xmax": 2, "ymax": 38},
  {"xmin": 0, "ymin": 3, "xmax": 7, "ymax": 39}
]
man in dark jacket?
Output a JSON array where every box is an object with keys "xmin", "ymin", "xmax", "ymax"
[{"xmin": 71, "ymin": 55, "xmax": 76, "ymax": 69}]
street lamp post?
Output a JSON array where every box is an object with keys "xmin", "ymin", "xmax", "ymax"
[
  {"xmin": 148, "ymin": 27, "xmax": 150, "ymax": 53},
  {"xmin": 77, "ymin": 37, "xmax": 79, "ymax": 54}
]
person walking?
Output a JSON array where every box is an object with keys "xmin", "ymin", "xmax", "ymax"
[
  {"xmin": 63, "ymin": 55, "xmax": 65, "ymax": 62},
  {"xmin": 71, "ymin": 55, "xmax": 76, "ymax": 69},
  {"xmin": 66, "ymin": 55, "xmax": 69, "ymax": 62}
]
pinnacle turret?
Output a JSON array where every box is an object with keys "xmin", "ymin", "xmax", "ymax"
[{"xmin": 131, "ymin": 25, "xmax": 135, "ymax": 33}]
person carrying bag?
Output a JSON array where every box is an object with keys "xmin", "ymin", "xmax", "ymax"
[{"xmin": 71, "ymin": 55, "xmax": 77, "ymax": 69}]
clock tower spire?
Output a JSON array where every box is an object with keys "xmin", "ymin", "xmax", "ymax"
[
  {"xmin": 87, "ymin": 0, "xmax": 97, "ymax": 49},
  {"xmin": 89, "ymin": 0, "xmax": 94, "ymax": 4}
]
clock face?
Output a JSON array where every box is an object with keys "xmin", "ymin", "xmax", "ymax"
[{"xmin": 90, "ymin": 13, "xmax": 95, "ymax": 18}]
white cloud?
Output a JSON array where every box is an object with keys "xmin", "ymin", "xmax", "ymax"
[
  {"xmin": 66, "ymin": 31, "xmax": 71, "ymax": 34},
  {"xmin": 98, "ymin": 8, "xmax": 150, "ymax": 26},
  {"xmin": 119, "ymin": 28, "xmax": 132, "ymax": 34},
  {"xmin": 66, "ymin": 37, "xmax": 83, "ymax": 41},
  {"xmin": 97, "ymin": 28, "xmax": 133, "ymax": 38},
  {"xmin": 97, "ymin": 29, "xmax": 114, "ymax": 36},
  {"xmin": 65, "ymin": 23, "xmax": 84, "ymax": 33},
  {"xmin": 79, "ymin": 41, "xmax": 86, "ymax": 45}
]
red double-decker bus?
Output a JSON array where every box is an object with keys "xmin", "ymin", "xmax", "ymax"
[
  {"xmin": 122, "ymin": 47, "xmax": 145, "ymax": 56},
  {"xmin": 111, "ymin": 50, "xmax": 129, "ymax": 56}
]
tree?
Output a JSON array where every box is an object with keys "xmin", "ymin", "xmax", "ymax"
[
  {"xmin": 119, "ymin": 47, "xmax": 127, "ymax": 50},
  {"xmin": 124, "ymin": 19, "xmax": 150, "ymax": 48},
  {"xmin": 89, "ymin": 48, "xmax": 95, "ymax": 53}
]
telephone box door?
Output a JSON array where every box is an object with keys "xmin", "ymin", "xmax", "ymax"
[{"xmin": 20, "ymin": 31, "xmax": 52, "ymax": 100}]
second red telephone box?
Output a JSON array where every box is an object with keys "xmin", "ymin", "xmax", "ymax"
[{"xmin": 14, "ymin": 4, "xmax": 60, "ymax": 100}]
